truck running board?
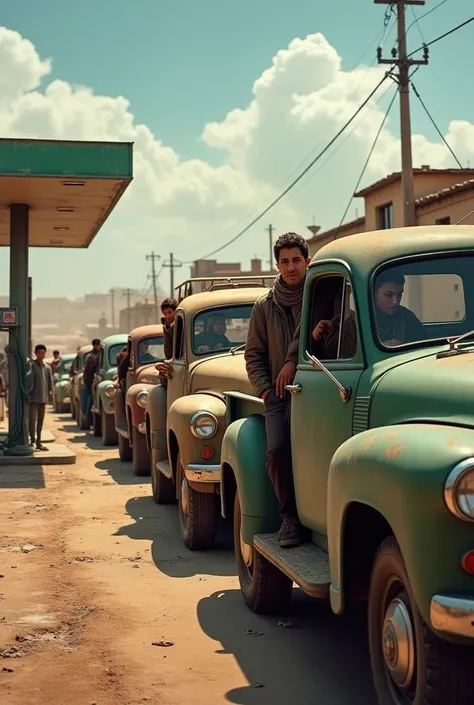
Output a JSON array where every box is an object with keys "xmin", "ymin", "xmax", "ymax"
[
  {"xmin": 156, "ymin": 459, "xmax": 172, "ymax": 479},
  {"xmin": 254, "ymin": 534, "xmax": 331, "ymax": 599}
]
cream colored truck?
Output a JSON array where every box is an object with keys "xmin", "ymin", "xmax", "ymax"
[{"xmin": 145, "ymin": 276, "xmax": 273, "ymax": 550}]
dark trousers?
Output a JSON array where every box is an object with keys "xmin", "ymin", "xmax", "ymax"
[
  {"xmin": 81, "ymin": 386, "xmax": 93, "ymax": 415},
  {"xmin": 264, "ymin": 391, "xmax": 298, "ymax": 520},
  {"xmin": 29, "ymin": 402, "xmax": 46, "ymax": 445}
]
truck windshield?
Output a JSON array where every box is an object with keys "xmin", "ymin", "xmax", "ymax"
[
  {"xmin": 108, "ymin": 343, "xmax": 126, "ymax": 367},
  {"xmin": 192, "ymin": 305, "xmax": 254, "ymax": 355},
  {"xmin": 63, "ymin": 359, "xmax": 73, "ymax": 374},
  {"xmin": 137, "ymin": 336, "xmax": 164, "ymax": 364},
  {"xmin": 372, "ymin": 254, "xmax": 471, "ymax": 350}
]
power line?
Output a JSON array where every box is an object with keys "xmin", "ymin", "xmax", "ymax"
[
  {"xmin": 407, "ymin": 16, "xmax": 474, "ymax": 58},
  {"xmin": 284, "ymin": 79, "xmax": 395, "ymax": 203},
  {"xmin": 181, "ymin": 15, "xmax": 472, "ymax": 264},
  {"xmin": 456, "ymin": 208, "xmax": 474, "ymax": 225},
  {"xmin": 410, "ymin": 81, "xmax": 463, "ymax": 168},
  {"xmin": 183, "ymin": 71, "xmax": 393, "ymax": 263},
  {"xmin": 406, "ymin": 0, "xmax": 448, "ymax": 35},
  {"xmin": 336, "ymin": 87, "xmax": 398, "ymax": 233},
  {"xmin": 146, "ymin": 250, "xmax": 161, "ymax": 319},
  {"xmin": 409, "ymin": 4, "xmax": 426, "ymax": 44},
  {"xmin": 174, "ymin": 11, "xmax": 397, "ymax": 262}
]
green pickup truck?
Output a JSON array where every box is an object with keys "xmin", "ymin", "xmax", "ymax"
[
  {"xmin": 91, "ymin": 333, "xmax": 128, "ymax": 444},
  {"xmin": 220, "ymin": 226, "xmax": 474, "ymax": 705}
]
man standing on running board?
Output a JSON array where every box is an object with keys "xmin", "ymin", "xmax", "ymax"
[{"xmin": 245, "ymin": 232, "xmax": 310, "ymax": 548}]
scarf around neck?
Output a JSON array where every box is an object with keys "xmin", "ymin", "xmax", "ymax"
[{"xmin": 272, "ymin": 274, "xmax": 305, "ymax": 362}]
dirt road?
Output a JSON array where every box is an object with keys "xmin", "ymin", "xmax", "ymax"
[{"xmin": 0, "ymin": 409, "xmax": 378, "ymax": 705}]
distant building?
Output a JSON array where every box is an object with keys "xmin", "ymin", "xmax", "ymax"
[
  {"xmin": 306, "ymin": 167, "xmax": 474, "ymax": 325},
  {"xmin": 119, "ymin": 300, "xmax": 163, "ymax": 333},
  {"xmin": 189, "ymin": 258, "xmax": 275, "ymax": 293}
]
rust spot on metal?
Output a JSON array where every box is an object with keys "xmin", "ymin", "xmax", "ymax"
[
  {"xmin": 385, "ymin": 443, "xmax": 407, "ymax": 459},
  {"xmin": 446, "ymin": 438, "xmax": 460, "ymax": 448},
  {"xmin": 362, "ymin": 436, "xmax": 376, "ymax": 450},
  {"xmin": 385, "ymin": 431, "xmax": 398, "ymax": 438}
]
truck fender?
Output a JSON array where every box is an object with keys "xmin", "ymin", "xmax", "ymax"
[
  {"xmin": 167, "ymin": 393, "xmax": 227, "ymax": 475},
  {"xmin": 327, "ymin": 423, "xmax": 474, "ymax": 625},
  {"xmin": 126, "ymin": 382, "xmax": 155, "ymax": 428},
  {"xmin": 220, "ymin": 415, "xmax": 280, "ymax": 545},
  {"xmin": 97, "ymin": 379, "xmax": 116, "ymax": 414},
  {"xmin": 145, "ymin": 383, "xmax": 167, "ymax": 457}
]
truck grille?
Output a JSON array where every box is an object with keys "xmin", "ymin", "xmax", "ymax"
[{"xmin": 352, "ymin": 397, "xmax": 370, "ymax": 435}]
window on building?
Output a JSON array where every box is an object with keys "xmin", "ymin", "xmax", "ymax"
[
  {"xmin": 435, "ymin": 216, "xmax": 451, "ymax": 225},
  {"xmin": 377, "ymin": 202, "xmax": 394, "ymax": 230}
]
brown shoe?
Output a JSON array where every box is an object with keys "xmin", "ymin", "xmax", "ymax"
[{"xmin": 278, "ymin": 518, "xmax": 303, "ymax": 548}]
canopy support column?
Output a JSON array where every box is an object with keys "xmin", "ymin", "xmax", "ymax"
[{"xmin": 5, "ymin": 204, "xmax": 32, "ymax": 456}]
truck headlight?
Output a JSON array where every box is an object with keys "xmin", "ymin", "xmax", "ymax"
[
  {"xmin": 104, "ymin": 384, "xmax": 116, "ymax": 398},
  {"xmin": 190, "ymin": 411, "xmax": 218, "ymax": 439},
  {"xmin": 444, "ymin": 458, "xmax": 474, "ymax": 522},
  {"xmin": 137, "ymin": 390, "xmax": 148, "ymax": 408}
]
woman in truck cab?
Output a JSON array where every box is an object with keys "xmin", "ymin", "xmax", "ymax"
[{"xmin": 374, "ymin": 270, "xmax": 425, "ymax": 347}]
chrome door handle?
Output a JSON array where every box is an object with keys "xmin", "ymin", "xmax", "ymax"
[{"xmin": 285, "ymin": 383, "xmax": 302, "ymax": 395}]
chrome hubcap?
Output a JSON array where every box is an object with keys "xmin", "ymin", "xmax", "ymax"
[
  {"xmin": 180, "ymin": 475, "xmax": 188, "ymax": 516},
  {"xmin": 382, "ymin": 597, "xmax": 415, "ymax": 690}
]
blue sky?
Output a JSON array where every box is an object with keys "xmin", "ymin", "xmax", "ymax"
[{"xmin": 0, "ymin": 0, "xmax": 473, "ymax": 300}]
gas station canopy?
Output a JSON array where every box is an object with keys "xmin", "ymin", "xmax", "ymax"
[{"xmin": 0, "ymin": 138, "xmax": 133, "ymax": 248}]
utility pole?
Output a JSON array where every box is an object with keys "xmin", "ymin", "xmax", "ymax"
[
  {"xmin": 146, "ymin": 250, "xmax": 161, "ymax": 320},
  {"xmin": 109, "ymin": 288, "xmax": 116, "ymax": 332},
  {"xmin": 162, "ymin": 253, "xmax": 183, "ymax": 298},
  {"xmin": 266, "ymin": 224, "xmax": 274, "ymax": 270},
  {"xmin": 123, "ymin": 288, "xmax": 134, "ymax": 331},
  {"xmin": 375, "ymin": 0, "xmax": 429, "ymax": 227}
]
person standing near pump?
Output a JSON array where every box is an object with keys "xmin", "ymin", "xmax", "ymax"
[
  {"xmin": 27, "ymin": 344, "xmax": 53, "ymax": 451},
  {"xmin": 245, "ymin": 232, "xmax": 311, "ymax": 548}
]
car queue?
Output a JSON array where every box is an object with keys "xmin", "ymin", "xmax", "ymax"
[{"xmin": 53, "ymin": 226, "xmax": 474, "ymax": 705}]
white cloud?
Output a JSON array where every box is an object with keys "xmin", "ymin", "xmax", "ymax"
[{"xmin": 0, "ymin": 27, "xmax": 474, "ymax": 298}]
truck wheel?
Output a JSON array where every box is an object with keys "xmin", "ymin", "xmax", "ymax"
[
  {"xmin": 101, "ymin": 410, "xmax": 117, "ymax": 446},
  {"xmin": 92, "ymin": 410, "xmax": 101, "ymax": 437},
  {"xmin": 177, "ymin": 454, "xmax": 215, "ymax": 550},
  {"xmin": 118, "ymin": 433, "xmax": 132, "ymax": 461},
  {"xmin": 234, "ymin": 491, "xmax": 292, "ymax": 614},
  {"xmin": 132, "ymin": 427, "xmax": 151, "ymax": 476},
  {"xmin": 71, "ymin": 397, "xmax": 76, "ymax": 420},
  {"xmin": 57, "ymin": 401, "xmax": 68, "ymax": 414},
  {"xmin": 151, "ymin": 448, "xmax": 176, "ymax": 504},
  {"xmin": 369, "ymin": 536, "xmax": 474, "ymax": 705}
]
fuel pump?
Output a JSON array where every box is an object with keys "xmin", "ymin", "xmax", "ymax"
[{"xmin": 0, "ymin": 306, "xmax": 30, "ymax": 451}]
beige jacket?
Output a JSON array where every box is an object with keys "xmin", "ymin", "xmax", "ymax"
[{"xmin": 245, "ymin": 290, "xmax": 298, "ymax": 399}]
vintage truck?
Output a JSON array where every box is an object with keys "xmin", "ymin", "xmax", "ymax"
[
  {"xmin": 91, "ymin": 333, "xmax": 128, "ymax": 444},
  {"xmin": 113, "ymin": 324, "xmax": 164, "ymax": 476},
  {"xmin": 219, "ymin": 226, "xmax": 474, "ymax": 705},
  {"xmin": 146, "ymin": 276, "xmax": 273, "ymax": 550},
  {"xmin": 70, "ymin": 344, "xmax": 92, "ymax": 425},
  {"xmin": 52, "ymin": 353, "xmax": 76, "ymax": 413}
]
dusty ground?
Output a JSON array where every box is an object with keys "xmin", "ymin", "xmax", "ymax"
[{"xmin": 0, "ymin": 409, "xmax": 378, "ymax": 705}]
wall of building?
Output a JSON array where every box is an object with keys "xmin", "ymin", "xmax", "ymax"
[
  {"xmin": 190, "ymin": 258, "xmax": 275, "ymax": 293},
  {"xmin": 119, "ymin": 301, "xmax": 163, "ymax": 333}
]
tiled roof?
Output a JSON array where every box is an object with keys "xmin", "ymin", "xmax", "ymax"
[
  {"xmin": 416, "ymin": 178, "xmax": 474, "ymax": 206},
  {"xmin": 355, "ymin": 169, "xmax": 474, "ymax": 198}
]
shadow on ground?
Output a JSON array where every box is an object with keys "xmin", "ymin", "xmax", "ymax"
[
  {"xmin": 198, "ymin": 589, "xmax": 377, "ymax": 705},
  {"xmin": 94, "ymin": 457, "xmax": 146, "ymax": 486},
  {"xmin": 113, "ymin": 494, "xmax": 236, "ymax": 578},
  {"xmin": 0, "ymin": 465, "xmax": 45, "ymax": 489}
]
